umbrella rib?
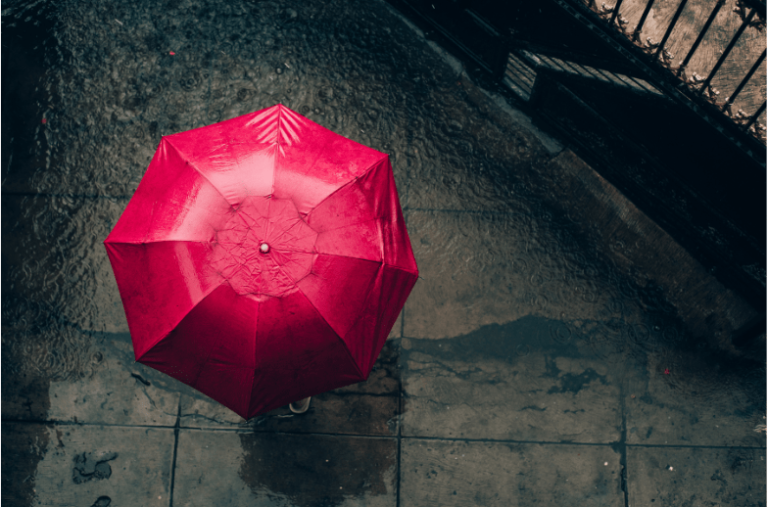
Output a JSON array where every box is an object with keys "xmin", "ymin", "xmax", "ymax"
[
  {"xmin": 278, "ymin": 107, "xmax": 302, "ymax": 146},
  {"xmin": 309, "ymin": 217, "xmax": 381, "ymax": 236},
  {"xmin": 246, "ymin": 298, "xmax": 262, "ymax": 419},
  {"xmin": 164, "ymin": 137, "xmax": 234, "ymax": 207},
  {"xmin": 310, "ymin": 252, "xmax": 405, "ymax": 272},
  {"xmin": 142, "ymin": 201, "xmax": 157, "ymax": 244},
  {"xmin": 318, "ymin": 252, "xmax": 418, "ymax": 276},
  {"xmin": 276, "ymin": 105, "xmax": 286, "ymax": 157},
  {"xmin": 295, "ymin": 285, "xmax": 366, "ymax": 381},
  {"xmin": 278, "ymin": 120, "xmax": 332, "ymax": 180},
  {"xmin": 304, "ymin": 154, "xmax": 389, "ymax": 224},
  {"xmin": 134, "ymin": 278, "xmax": 230, "ymax": 363},
  {"xmin": 340, "ymin": 262, "xmax": 385, "ymax": 375},
  {"xmin": 110, "ymin": 238, "xmax": 216, "ymax": 246}
]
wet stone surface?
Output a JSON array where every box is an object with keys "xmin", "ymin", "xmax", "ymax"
[
  {"xmin": 1, "ymin": 0, "xmax": 765, "ymax": 505},
  {"xmin": 627, "ymin": 446, "xmax": 767, "ymax": 507},
  {"xmin": 400, "ymin": 439, "xmax": 623, "ymax": 506},
  {"xmin": 400, "ymin": 316, "xmax": 623, "ymax": 442},
  {"xmin": 3, "ymin": 424, "xmax": 174, "ymax": 507},
  {"xmin": 624, "ymin": 345, "xmax": 767, "ymax": 447},
  {"xmin": 172, "ymin": 430, "xmax": 396, "ymax": 506},
  {"xmin": 72, "ymin": 451, "xmax": 118, "ymax": 484}
]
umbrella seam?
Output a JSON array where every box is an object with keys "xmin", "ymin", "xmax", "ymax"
[
  {"xmin": 277, "ymin": 105, "xmax": 284, "ymax": 157},
  {"xmin": 163, "ymin": 136, "xmax": 235, "ymax": 208},
  {"xmin": 309, "ymin": 216, "xmax": 383, "ymax": 236},
  {"xmin": 370, "ymin": 263, "xmax": 389, "ymax": 372},
  {"xmin": 295, "ymin": 285, "xmax": 366, "ymax": 381},
  {"xmin": 344, "ymin": 261, "xmax": 386, "ymax": 375},
  {"xmin": 276, "ymin": 106, "xmax": 364, "ymax": 197},
  {"xmin": 142, "ymin": 200, "xmax": 156, "ymax": 244},
  {"xmin": 305, "ymin": 154, "xmax": 389, "ymax": 224},
  {"xmin": 246, "ymin": 295, "xmax": 261, "ymax": 419},
  {"xmin": 320, "ymin": 251, "xmax": 419, "ymax": 276},
  {"xmin": 105, "ymin": 238, "xmax": 216, "ymax": 246},
  {"xmin": 134, "ymin": 280, "xmax": 226, "ymax": 362},
  {"xmin": 381, "ymin": 264, "xmax": 420, "ymax": 276}
]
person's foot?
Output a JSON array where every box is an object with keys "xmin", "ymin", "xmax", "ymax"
[{"xmin": 289, "ymin": 396, "xmax": 311, "ymax": 414}]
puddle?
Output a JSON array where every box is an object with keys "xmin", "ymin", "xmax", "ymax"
[
  {"xmin": 238, "ymin": 433, "xmax": 395, "ymax": 506},
  {"xmin": 1, "ymin": 423, "xmax": 50, "ymax": 506},
  {"xmin": 402, "ymin": 314, "xmax": 766, "ymax": 408}
]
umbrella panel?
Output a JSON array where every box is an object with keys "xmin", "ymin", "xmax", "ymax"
[
  {"xmin": 139, "ymin": 283, "xmax": 365, "ymax": 418},
  {"xmin": 106, "ymin": 104, "xmax": 418, "ymax": 419}
]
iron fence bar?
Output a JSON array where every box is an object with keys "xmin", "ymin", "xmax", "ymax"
[
  {"xmin": 699, "ymin": 8, "xmax": 757, "ymax": 93},
  {"xmin": 610, "ymin": 0, "xmax": 625, "ymax": 24},
  {"xmin": 743, "ymin": 101, "xmax": 766, "ymax": 130},
  {"xmin": 726, "ymin": 49, "xmax": 766, "ymax": 106},
  {"xmin": 654, "ymin": 0, "xmax": 690, "ymax": 59},
  {"xmin": 679, "ymin": 0, "xmax": 726, "ymax": 74},
  {"xmin": 550, "ymin": 0, "xmax": 765, "ymax": 166},
  {"xmin": 632, "ymin": 0, "xmax": 657, "ymax": 41},
  {"xmin": 740, "ymin": 0, "xmax": 767, "ymax": 11}
]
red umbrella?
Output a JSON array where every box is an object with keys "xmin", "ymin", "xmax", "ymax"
[{"xmin": 104, "ymin": 104, "xmax": 418, "ymax": 419}]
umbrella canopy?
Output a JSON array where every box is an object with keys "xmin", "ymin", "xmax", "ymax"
[{"xmin": 105, "ymin": 104, "xmax": 418, "ymax": 419}]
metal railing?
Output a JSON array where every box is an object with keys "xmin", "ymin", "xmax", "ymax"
[{"xmin": 582, "ymin": 0, "xmax": 767, "ymax": 144}]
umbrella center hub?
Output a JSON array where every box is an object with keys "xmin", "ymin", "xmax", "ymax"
[{"xmin": 210, "ymin": 197, "xmax": 318, "ymax": 297}]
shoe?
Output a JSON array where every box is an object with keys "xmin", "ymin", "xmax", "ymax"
[{"xmin": 289, "ymin": 396, "xmax": 311, "ymax": 414}]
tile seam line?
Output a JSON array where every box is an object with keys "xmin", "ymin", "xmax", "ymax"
[
  {"xmin": 398, "ymin": 435, "xmax": 768, "ymax": 449},
  {"xmin": 396, "ymin": 339, "xmax": 404, "ymax": 507},
  {"xmin": 619, "ymin": 376, "xmax": 629, "ymax": 507},
  {"xmin": 4, "ymin": 419, "xmax": 764, "ymax": 450},
  {"xmin": 184, "ymin": 428, "xmax": 399, "ymax": 439},
  {"xmin": 169, "ymin": 399, "xmax": 181, "ymax": 507},
  {"xmin": 0, "ymin": 419, "xmax": 401, "ymax": 438}
]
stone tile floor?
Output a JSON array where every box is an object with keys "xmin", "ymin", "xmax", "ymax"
[
  {"xmin": 2, "ymin": 0, "xmax": 765, "ymax": 506},
  {"xmin": 4, "ymin": 301, "xmax": 765, "ymax": 506}
]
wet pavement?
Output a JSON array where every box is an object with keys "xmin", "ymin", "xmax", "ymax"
[{"xmin": 2, "ymin": 0, "xmax": 766, "ymax": 506}]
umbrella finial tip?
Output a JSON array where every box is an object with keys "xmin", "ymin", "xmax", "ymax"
[{"xmin": 260, "ymin": 242, "xmax": 270, "ymax": 254}]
